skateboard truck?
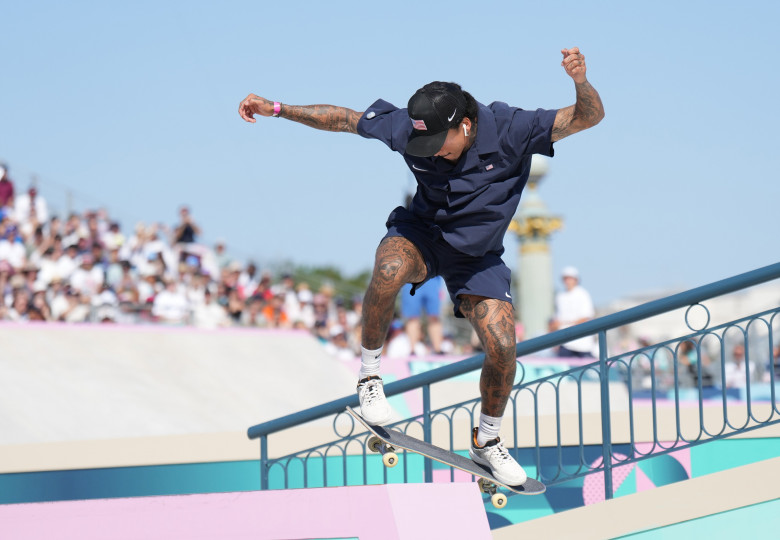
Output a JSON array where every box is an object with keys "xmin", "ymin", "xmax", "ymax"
[
  {"xmin": 368, "ymin": 435, "xmax": 399, "ymax": 468},
  {"xmin": 477, "ymin": 478, "xmax": 508, "ymax": 509}
]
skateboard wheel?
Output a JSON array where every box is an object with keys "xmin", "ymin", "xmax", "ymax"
[
  {"xmin": 383, "ymin": 452, "xmax": 398, "ymax": 468},
  {"xmin": 367, "ymin": 436, "xmax": 383, "ymax": 453},
  {"xmin": 491, "ymin": 493, "xmax": 507, "ymax": 509}
]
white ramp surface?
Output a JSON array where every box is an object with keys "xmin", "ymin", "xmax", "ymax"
[{"xmin": 0, "ymin": 323, "xmax": 356, "ymax": 445}]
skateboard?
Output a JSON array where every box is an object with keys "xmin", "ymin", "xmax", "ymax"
[{"xmin": 346, "ymin": 406, "xmax": 545, "ymax": 509}]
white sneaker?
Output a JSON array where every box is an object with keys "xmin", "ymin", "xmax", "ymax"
[
  {"xmin": 357, "ymin": 376, "xmax": 392, "ymax": 425},
  {"xmin": 468, "ymin": 428, "xmax": 528, "ymax": 486}
]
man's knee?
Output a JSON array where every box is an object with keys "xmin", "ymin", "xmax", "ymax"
[
  {"xmin": 461, "ymin": 296, "xmax": 516, "ymax": 356},
  {"xmin": 372, "ymin": 237, "xmax": 426, "ymax": 287},
  {"xmin": 494, "ymin": 339, "xmax": 517, "ymax": 365}
]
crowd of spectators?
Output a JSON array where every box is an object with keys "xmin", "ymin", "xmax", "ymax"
[
  {"xmin": 5, "ymin": 162, "xmax": 779, "ymax": 381},
  {"xmin": 0, "ymin": 163, "xmax": 367, "ymax": 357}
]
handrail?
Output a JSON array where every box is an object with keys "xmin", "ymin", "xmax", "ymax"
[{"xmin": 247, "ymin": 261, "xmax": 780, "ymax": 440}]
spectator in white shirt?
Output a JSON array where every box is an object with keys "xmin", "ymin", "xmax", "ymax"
[
  {"xmin": 238, "ymin": 261, "xmax": 260, "ymax": 299},
  {"xmin": 724, "ymin": 343, "xmax": 757, "ymax": 388},
  {"xmin": 192, "ymin": 288, "xmax": 228, "ymax": 329},
  {"xmin": 49, "ymin": 277, "xmax": 70, "ymax": 320},
  {"xmin": 550, "ymin": 266, "xmax": 596, "ymax": 358},
  {"xmin": 57, "ymin": 244, "xmax": 80, "ymax": 281},
  {"xmin": 69, "ymin": 254, "xmax": 104, "ymax": 296},
  {"xmin": 0, "ymin": 224, "xmax": 26, "ymax": 269},
  {"xmin": 152, "ymin": 279, "xmax": 190, "ymax": 324},
  {"xmin": 14, "ymin": 186, "xmax": 49, "ymax": 230}
]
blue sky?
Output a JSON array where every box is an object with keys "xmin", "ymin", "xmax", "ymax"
[{"xmin": 2, "ymin": 0, "xmax": 779, "ymax": 306}]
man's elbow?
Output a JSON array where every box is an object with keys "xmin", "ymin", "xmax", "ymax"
[
  {"xmin": 572, "ymin": 108, "xmax": 604, "ymax": 133},
  {"xmin": 587, "ymin": 107, "xmax": 605, "ymax": 128},
  {"xmin": 593, "ymin": 107, "xmax": 605, "ymax": 126}
]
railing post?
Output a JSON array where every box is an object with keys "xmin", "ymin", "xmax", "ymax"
[
  {"xmin": 598, "ymin": 331, "xmax": 614, "ymax": 500},
  {"xmin": 423, "ymin": 384, "xmax": 433, "ymax": 483},
  {"xmin": 260, "ymin": 434, "xmax": 269, "ymax": 490}
]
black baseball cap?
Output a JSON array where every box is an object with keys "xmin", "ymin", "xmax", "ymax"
[{"xmin": 406, "ymin": 82, "xmax": 468, "ymax": 157}]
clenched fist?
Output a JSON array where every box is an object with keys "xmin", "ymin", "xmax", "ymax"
[{"xmin": 561, "ymin": 47, "xmax": 588, "ymax": 84}]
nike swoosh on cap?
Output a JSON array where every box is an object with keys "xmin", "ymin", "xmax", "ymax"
[{"xmin": 447, "ymin": 109, "xmax": 457, "ymax": 122}]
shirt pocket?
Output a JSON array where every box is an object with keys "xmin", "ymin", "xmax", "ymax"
[
  {"xmin": 446, "ymin": 175, "xmax": 487, "ymax": 207},
  {"xmin": 447, "ymin": 176, "xmax": 479, "ymax": 194},
  {"xmin": 447, "ymin": 158, "xmax": 502, "ymax": 193}
]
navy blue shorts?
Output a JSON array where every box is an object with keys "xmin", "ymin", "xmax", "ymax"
[{"xmin": 384, "ymin": 206, "xmax": 513, "ymax": 318}]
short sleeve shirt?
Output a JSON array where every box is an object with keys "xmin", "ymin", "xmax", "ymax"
[
  {"xmin": 555, "ymin": 285, "xmax": 596, "ymax": 353},
  {"xmin": 357, "ymin": 99, "xmax": 558, "ymax": 257}
]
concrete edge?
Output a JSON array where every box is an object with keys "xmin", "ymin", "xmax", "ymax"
[{"xmin": 493, "ymin": 456, "xmax": 780, "ymax": 540}]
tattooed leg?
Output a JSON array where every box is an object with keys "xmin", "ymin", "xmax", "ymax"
[
  {"xmin": 459, "ymin": 295, "xmax": 517, "ymax": 417},
  {"xmin": 361, "ymin": 237, "xmax": 427, "ymax": 350}
]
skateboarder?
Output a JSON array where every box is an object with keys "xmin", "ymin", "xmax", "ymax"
[{"xmin": 238, "ymin": 47, "xmax": 604, "ymax": 485}]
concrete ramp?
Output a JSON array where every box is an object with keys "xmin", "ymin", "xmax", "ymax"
[
  {"xmin": 0, "ymin": 482, "xmax": 491, "ymax": 540},
  {"xmin": 0, "ymin": 323, "xmax": 356, "ymax": 445},
  {"xmin": 494, "ymin": 456, "xmax": 780, "ymax": 539}
]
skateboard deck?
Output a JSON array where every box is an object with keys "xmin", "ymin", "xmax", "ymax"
[{"xmin": 346, "ymin": 406, "xmax": 545, "ymax": 508}]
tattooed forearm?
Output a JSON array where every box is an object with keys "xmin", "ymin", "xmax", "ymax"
[
  {"xmin": 551, "ymin": 106, "xmax": 574, "ymax": 142},
  {"xmin": 573, "ymin": 81, "xmax": 603, "ymax": 125},
  {"xmin": 460, "ymin": 295, "xmax": 517, "ymax": 416},
  {"xmin": 279, "ymin": 104, "xmax": 363, "ymax": 133},
  {"xmin": 551, "ymin": 80, "xmax": 605, "ymax": 142}
]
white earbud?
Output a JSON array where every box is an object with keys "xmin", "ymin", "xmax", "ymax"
[{"xmin": 463, "ymin": 124, "xmax": 469, "ymax": 137}]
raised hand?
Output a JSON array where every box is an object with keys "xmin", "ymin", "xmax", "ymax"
[
  {"xmin": 238, "ymin": 94, "xmax": 275, "ymax": 123},
  {"xmin": 561, "ymin": 47, "xmax": 587, "ymax": 84},
  {"xmin": 551, "ymin": 46, "xmax": 604, "ymax": 142}
]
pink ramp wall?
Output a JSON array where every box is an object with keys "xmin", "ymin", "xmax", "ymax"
[{"xmin": 0, "ymin": 483, "xmax": 491, "ymax": 540}]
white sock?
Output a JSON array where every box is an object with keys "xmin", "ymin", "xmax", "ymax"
[
  {"xmin": 359, "ymin": 346, "xmax": 383, "ymax": 379},
  {"xmin": 476, "ymin": 413, "xmax": 502, "ymax": 446}
]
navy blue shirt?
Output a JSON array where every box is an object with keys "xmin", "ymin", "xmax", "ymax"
[{"xmin": 357, "ymin": 99, "xmax": 558, "ymax": 257}]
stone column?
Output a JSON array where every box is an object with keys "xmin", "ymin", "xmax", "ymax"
[{"xmin": 509, "ymin": 156, "xmax": 562, "ymax": 338}]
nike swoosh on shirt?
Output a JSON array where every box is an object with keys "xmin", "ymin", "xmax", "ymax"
[
  {"xmin": 505, "ymin": 292, "xmax": 512, "ymax": 299},
  {"xmin": 411, "ymin": 164, "xmax": 429, "ymax": 172},
  {"xmin": 447, "ymin": 109, "xmax": 457, "ymax": 122}
]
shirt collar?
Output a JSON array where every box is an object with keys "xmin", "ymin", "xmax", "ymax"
[
  {"xmin": 473, "ymin": 102, "xmax": 499, "ymax": 156},
  {"xmin": 447, "ymin": 102, "xmax": 499, "ymax": 173}
]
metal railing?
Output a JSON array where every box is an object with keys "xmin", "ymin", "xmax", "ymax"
[{"xmin": 248, "ymin": 263, "xmax": 780, "ymax": 499}]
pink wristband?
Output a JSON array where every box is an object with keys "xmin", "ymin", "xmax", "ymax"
[{"xmin": 272, "ymin": 102, "xmax": 281, "ymax": 117}]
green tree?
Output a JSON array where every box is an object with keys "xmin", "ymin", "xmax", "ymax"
[{"xmin": 281, "ymin": 263, "xmax": 371, "ymax": 308}]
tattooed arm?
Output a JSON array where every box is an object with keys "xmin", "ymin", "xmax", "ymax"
[
  {"xmin": 238, "ymin": 93, "xmax": 363, "ymax": 134},
  {"xmin": 551, "ymin": 47, "xmax": 605, "ymax": 142}
]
